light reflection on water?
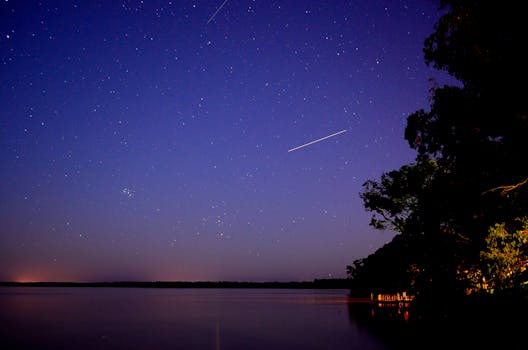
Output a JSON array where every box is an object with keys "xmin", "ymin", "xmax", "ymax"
[{"xmin": 0, "ymin": 287, "xmax": 390, "ymax": 350}]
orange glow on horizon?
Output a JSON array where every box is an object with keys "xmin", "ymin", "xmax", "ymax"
[{"xmin": 13, "ymin": 276, "xmax": 41, "ymax": 283}]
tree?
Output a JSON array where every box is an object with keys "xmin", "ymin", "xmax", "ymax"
[
  {"xmin": 464, "ymin": 217, "xmax": 528, "ymax": 295},
  {"xmin": 361, "ymin": 161, "xmax": 438, "ymax": 234},
  {"xmin": 347, "ymin": 234, "xmax": 421, "ymax": 296},
  {"xmin": 352, "ymin": 0, "xmax": 528, "ymax": 301}
]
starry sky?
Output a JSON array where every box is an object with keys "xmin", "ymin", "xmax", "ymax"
[{"xmin": 0, "ymin": 0, "xmax": 455, "ymax": 282}]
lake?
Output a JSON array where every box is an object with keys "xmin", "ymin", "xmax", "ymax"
[{"xmin": 0, "ymin": 287, "xmax": 393, "ymax": 350}]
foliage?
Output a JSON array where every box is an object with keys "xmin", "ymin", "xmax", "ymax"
[
  {"xmin": 346, "ymin": 234, "xmax": 421, "ymax": 295},
  {"xmin": 464, "ymin": 217, "xmax": 528, "ymax": 295},
  {"xmin": 360, "ymin": 160, "xmax": 438, "ymax": 233},
  {"xmin": 350, "ymin": 0, "xmax": 528, "ymax": 302}
]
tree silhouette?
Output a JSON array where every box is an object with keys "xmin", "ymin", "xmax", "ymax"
[{"xmin": 351, "ymin": 0, "xmax": 528, "ymax": 304}]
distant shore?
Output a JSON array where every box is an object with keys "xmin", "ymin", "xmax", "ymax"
[{"xmin": 0, "ymin": 279, "xmax": 352, "ymax": 289}]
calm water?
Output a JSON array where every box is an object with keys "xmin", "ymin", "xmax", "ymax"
[{"xmin": 0, "ymin": 287, "xmax": 389, "ymax": 350}]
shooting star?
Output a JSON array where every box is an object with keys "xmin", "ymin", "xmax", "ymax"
[
  {"xmin": 207, "ymin": 0, "xmax": 229, "ymax": 24},
  {"xmin": 288, "ymin": 129, "xmax": 347, "ymax": 153}
]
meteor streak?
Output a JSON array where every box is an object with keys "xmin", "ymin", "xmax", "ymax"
[
  {"xmin": 288, "ymin": 129, "xmax": 347, "ymax": 153},
  {"xmin": 207, "ymin": 0, "xmax": 229, "ymax": 24}
]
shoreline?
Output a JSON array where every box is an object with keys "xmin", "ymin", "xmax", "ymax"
[{"xmin": 0, "ymin": 279, "xmax": 352, "ymax": 289}]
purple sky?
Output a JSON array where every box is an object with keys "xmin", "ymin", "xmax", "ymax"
[{"xmin": 0, "ymin": 0, "xmax": 455, "ymax": 282}]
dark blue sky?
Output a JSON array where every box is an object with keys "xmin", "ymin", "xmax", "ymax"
[{"xmin": 0, "ymin": 0, "xmax": 455, "ymax": 282}]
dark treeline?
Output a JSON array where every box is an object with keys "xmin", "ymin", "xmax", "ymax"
[
  {"xmin": 0, "ymin": 279, "xmax": 351, "ymax": 289},
  {"xmin": 348, "ymin": 0, "xmax": 528, "ymax": 321}
]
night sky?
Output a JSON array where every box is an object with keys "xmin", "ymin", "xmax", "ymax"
[{"xmin": 1, "ymin": 0, "xmax": 455, "ymax": 282}]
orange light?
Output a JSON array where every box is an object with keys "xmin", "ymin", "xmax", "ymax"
[{"xmin": 14, "ymin": 275, "xmax": 41, "ymax": 283}]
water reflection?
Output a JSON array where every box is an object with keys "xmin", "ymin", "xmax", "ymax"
[
  {"xmin": 346, "ymin": 297, "xmax": 415, "ymax": 350},
  {"xmin": 346, "ymin": 293, "xmax": 526, "ymax": 350},
  {"xmin": 0, "ymin": 287, "xmax": 390, "ymax": 350}
]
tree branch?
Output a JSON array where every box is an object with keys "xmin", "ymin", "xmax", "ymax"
[{"xmin": 482, "ymin": 177, "xmax": 528, "ymax": 196}]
